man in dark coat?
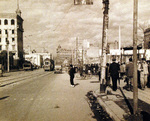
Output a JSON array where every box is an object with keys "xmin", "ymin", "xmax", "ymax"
[
  {"xmin": 69, "ymin": 64, "xmax": 75, "ymax": 87},
  {"xmin": 109, "ymin": 59, "xmax": 120, "ymax": 91}
]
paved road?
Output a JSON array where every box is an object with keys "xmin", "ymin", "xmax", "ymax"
[{"xmin": 0, "ymin": 69, "xmax": 100, "ymax": 121}]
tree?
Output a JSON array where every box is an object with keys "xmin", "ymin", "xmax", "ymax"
[{"xmin": 138, "ymin": 21, "xmax": 150, "ymax": 45}]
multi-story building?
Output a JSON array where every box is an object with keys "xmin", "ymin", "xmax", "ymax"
[
  {"xmin": 0, "ymin": 6, "xmax": 24, "ymax": 68},
  {"xmin": 56, "ymin": 45, "xmax": 72, "ymax": 66},
  {"xmin": 144, "ymin": 28, "xmax": 150, "ymax": 49}
]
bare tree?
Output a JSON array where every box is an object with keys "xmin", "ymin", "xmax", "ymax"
[{"xmin": 138, "ymin": 21, "xmax": 150, "ymax": 45}]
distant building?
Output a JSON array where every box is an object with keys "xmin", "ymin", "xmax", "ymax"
[
  {"xmin": 56, "ymin": 45, "xmax": 72, "ymax": 65},
  {"xmin": 25, "ymin": 53, "xmax": 43, "ymax": 67},
  {"xmin": 0, "ymin": 5, "xmax": 24, "ymax": 68},
  {"xmin": 144, "ymin": 28, "xmax": 150, "ymax": 49}
]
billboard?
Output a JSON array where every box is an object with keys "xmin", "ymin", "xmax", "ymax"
[{"xmin": 74, "ymin": 0, "xmax": 93, "ymax": 5}]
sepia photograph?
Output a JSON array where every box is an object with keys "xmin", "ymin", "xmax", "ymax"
[{"xmin": 0, "ymin": 0, "xmax": 150, "ymax": 120}]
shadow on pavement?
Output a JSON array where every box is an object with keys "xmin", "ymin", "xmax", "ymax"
[
  {"xmin": 90, "ymin": 81, "xmax": 100, "ymax": 83},
  {"xmin": 0, "ymin": 96, "xmax": 9, "ymax": 100},
  {"xmin": 0, "ymin": 75, "xmax": 9, "ymax": 77},
  {"xmin": 141, "ymin": 111, "xmax": 150, "ymax": 121},
  {"xmin": 119, "ymin": 88, "xmax": 133, "ymax": 114},
  {"xmin": 74, "ymin": 83, "xmax": 79, "ymax": 87}
]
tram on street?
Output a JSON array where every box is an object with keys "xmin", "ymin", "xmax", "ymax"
[{"xmin": 43, "ymin": 58, "xmax": 55, "ymax": 71}]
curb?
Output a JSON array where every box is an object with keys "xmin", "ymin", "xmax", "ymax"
[{"xmin": 93, "ymin": 90, "xmax": 127, "ymax": 121}]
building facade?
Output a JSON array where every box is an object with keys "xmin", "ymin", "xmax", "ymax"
[
  {"xmin": 144, "ymin": 28, "xmax": 150, "ymax": 49},
  {"xmin": 0, "ymin": 8, "xmax": 24, "ymax": 68},
  {"xmin": 56, "ymin": 45, "xmax": 72, "ymax": 66},
  {"xmin": 25, "ymin": 53, "xmax": 43, "ymax": 68}
]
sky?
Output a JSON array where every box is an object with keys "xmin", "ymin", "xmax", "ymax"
[{"xmin": 0, "ymin": 0, "xmax": 150, "ymax": 56}]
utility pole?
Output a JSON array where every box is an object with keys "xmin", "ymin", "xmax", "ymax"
[
  {"xmin": 6, "ymin": 30, "xmax": 10, "ymax": 72},
  {"xmin": 119, "ymin": 26, "xmax": 122, "ymax": 63},
  {"xmin": 71, "ymin": 49, "xmax": 73, "ymax": 64},
  {"xmin": 133, "ymin": 0, "xmax": 138, "ymax": 115},
  {"xmin": 101, "ymin": 0, "xmax": 109, "ymax": 91},
  {"xmin": 82, "ymin": 46, "xmax": 84, "ymax": 67},
  {"xmin": 76, "ymin": 37, "xmax": 79, "ymax": 66}
]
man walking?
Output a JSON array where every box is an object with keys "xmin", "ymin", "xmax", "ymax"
[
  {"xmin": 109, "ymin": 59, "xmax": 120, "ymax": 91},
  {"xmin": 126, "ymin": 58, "xmax": 134, "ymax": 91},
  {"xmin": 69, "ymin": 64, "xmax": 75, "ymax": 87}
]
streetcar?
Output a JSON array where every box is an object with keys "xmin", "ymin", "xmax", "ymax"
[{"xmin": 43, "ymin": 58, "xmax": 55, "ymax": 71}]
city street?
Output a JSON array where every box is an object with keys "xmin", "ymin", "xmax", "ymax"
[{"xmin": 0, "ymin": 69, "xmax": 100, "ymax": 121}]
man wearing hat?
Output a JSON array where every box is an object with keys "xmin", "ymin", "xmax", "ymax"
[{"xmin": 109, "ymin": 58, "xmax": 120, "ymax": 91}]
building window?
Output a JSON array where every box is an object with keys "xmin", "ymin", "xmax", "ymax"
[
  {"xmin": 5, "ymin": 30, "xmax": 7, "ymax": 34},
  {"xmin": 4, "ymin": 19, "xmax": 8, "ymax": 25},
  {"xmin": 6, "ymin": 38, "xmax": 7, "ymax": 42},
  {"xmin": 0, "ymin": 29, "xmax": 1, "ymax": 34},
  {"xmin": 12, "ymin": 38, "xmax": 15, "ymax": 42},
  {"xmin": 0, "ymin": 45, "xmax": 2, "ymax": 50},
  {"xmin": 0, "ymin": 38, "xmax": 1, "ymax": 42},
  {"xmin": 0, "ymin": 20, "xmax": 1, "ymax": 25},
  {"xmin": 12, "ymin": 30, "xmax": 14, "ymax": 34},
  {"xmin": 11, "ymin": 19, "xmax": 15, "ymax": 25}
]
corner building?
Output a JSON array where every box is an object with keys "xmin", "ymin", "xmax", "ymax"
[{"xmin": 0, "ymin": 8, "xmax": 24, "ymax": 68}]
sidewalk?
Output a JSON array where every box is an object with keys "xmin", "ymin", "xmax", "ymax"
[{"xmin": 93, "ymin": 79, "xmax": 150, "ymax": 121}]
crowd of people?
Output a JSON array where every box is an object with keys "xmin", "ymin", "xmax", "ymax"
[
  {"xmin": 104, "ymin": 58, "xmax": 150, "ymax": 91},
  {"xmin": 68, "ymin": 58, "xmax": 150, "ymax": 90},
  {"xmin": 78, "ymin": 63, "xmax": 100, "ymax": 76}
]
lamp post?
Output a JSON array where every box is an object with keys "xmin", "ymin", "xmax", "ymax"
[{"xmin": 100, "ymin": 0, "xmax": 109, "ymax": 92}]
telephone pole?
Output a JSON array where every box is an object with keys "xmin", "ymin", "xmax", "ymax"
[
  {"xmin": 76, "ymin": 37, "xmax": 79, "ymax": 66},
  {"xmin": 133, "ymin": 0, "xmax": 138, "ymax": 115},
  {"xmin": 82, "ymin": 46, "xmax": 84, "ymax": 67},
  {"xmin": 101, "ymin": 0, "xmax": 109, "ymax": 91},
  {"xmin": 6, "ymin": 30, "xmax": 10, "ymax": 72}
]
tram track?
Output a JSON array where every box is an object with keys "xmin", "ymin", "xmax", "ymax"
[{"xmin": 0, "ymin": 70, "xmax": 53, "ymax": 87}]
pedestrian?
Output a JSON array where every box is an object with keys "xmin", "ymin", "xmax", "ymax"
[
  {"xmin": 109, "ymin": 59, "xmax": 120, "ymax": 91},
  {"xmin": 98, "ymin": 64, "xmax": 101, "ymax": 81},
  {"xmin": 105, "ymin": 63, "xmax": 110, "ymax": 86},
  {"xmin": 120, "ymin": 62, "xmax": 126, "ymax": 79},
  {"xmin": 137, "ymin": 60, "xmax": 141, "ymax": 88},
  {"xmin": 138, "ymin": 58, "xmax": 149, "ymax": 90},
  {"xmin": 126, "ymin": 58, "xmax": 134, "ymax": 91},
  {"xmin": 69, "ymin": 64, "xmax": 75, "ymax": 87},
  {"xmin": 147, "ymin": 61, "xmax": 150, "ymax": 88}
]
